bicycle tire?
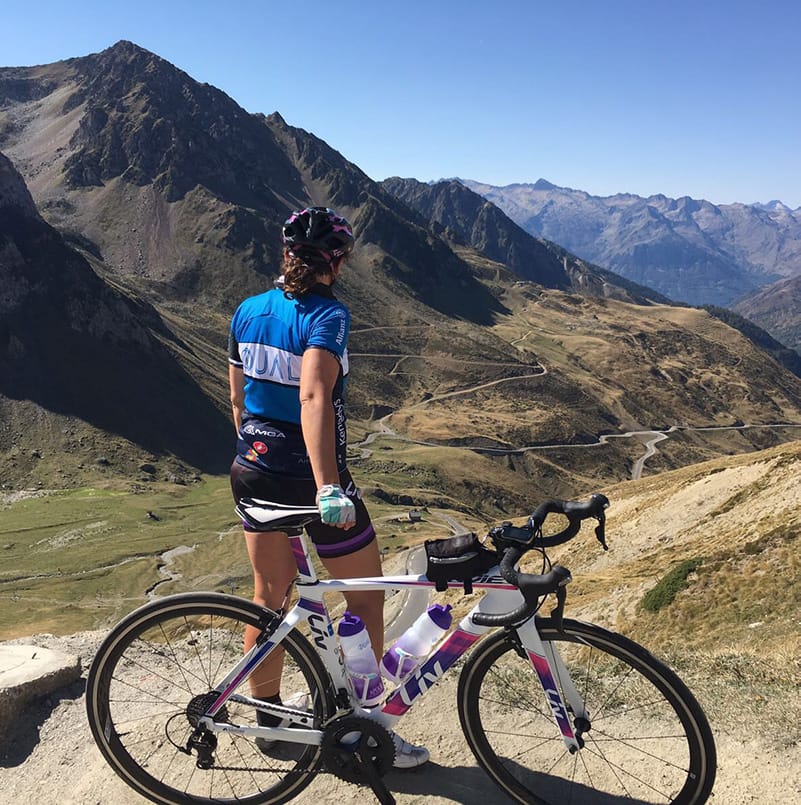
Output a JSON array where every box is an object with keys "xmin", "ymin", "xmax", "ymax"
[
  {"xmin": 86, "ymin": 593, "xmax": 335, "ymax": 805},
  {"xmin": 457, "ymin": 620, "xmax": 716, "ymax": 804}
]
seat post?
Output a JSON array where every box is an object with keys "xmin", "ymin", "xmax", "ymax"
[{"xmin": 288, "ymin": 532, "xmax": 319, "ymax": 583}]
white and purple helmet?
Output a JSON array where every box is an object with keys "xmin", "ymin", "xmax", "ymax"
[{"xmin": 282, "ymin": 207, "xmax": 355, "ymax": 260}]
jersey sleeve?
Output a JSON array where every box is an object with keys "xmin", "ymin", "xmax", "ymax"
[
  {"xmin": 228, "ymin": 308, "xmax": 243, "ymax": 367},
  {"xmin": 306, "ymin": 304, "xmax": 350, "ymax": 361}
]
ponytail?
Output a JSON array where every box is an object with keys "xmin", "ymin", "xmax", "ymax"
[{"xmin": 281, "ymin": 248, "xmax": 337, "ymax": 297}]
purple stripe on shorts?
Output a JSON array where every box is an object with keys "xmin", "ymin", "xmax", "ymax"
[{"xmin": 314, "ymin": 525, "xmax": 376, "ymax": 558}]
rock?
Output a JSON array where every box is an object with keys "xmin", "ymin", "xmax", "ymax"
[{"xmin": 0, "ymin": 645, "xmax": 81, "ymax": 738}]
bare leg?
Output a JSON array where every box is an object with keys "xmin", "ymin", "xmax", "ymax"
[
  {"xmin": 243, "ymin": 530, "xmax": 297, "ymax": 699},
  {"xmin": 321, "ymin": 539, "xmax": 385, "ymax": 659}
]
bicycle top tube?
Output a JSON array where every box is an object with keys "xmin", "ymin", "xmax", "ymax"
[{"xmin": 236, "ymin": 493, "xmax": 611, "ymax": 627}]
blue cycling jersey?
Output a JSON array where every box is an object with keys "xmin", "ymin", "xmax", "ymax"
[{"xmin": 228, "ymin": 284, "xmax": 350, "ymax": 476}]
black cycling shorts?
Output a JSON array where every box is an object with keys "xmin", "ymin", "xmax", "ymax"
[{"xmin": 230, "ymin": 460, "xmax": 376, "ymax": 559}]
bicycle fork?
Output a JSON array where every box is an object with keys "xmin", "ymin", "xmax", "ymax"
[{"xmin": 514, "ymin": 618, "xmax": 590, "ymax": 753}]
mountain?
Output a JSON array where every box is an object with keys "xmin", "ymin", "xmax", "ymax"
[
  {"xmin": 0, "ymin": 150, "xmax": 231, "ymax": 485},
  {"xmin": 0, "ymin": 42, "xmax": 505, "ymax": 326},
  {"xmin": 462, "ymin": 179, "xmax": 801, "ymax": 307},
  {"xmin": 4, "ymin": 42, "xmax": 801, "ymax": 502},
  {"xmin": 381, "ymin": 176, "xmax": 670, "ymax": 304},
  {"xmin": 733, "ymin": 275, "xmax": 801, "ymax": 353}
]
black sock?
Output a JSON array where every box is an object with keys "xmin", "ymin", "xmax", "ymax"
[{"xmin": 257, "ymin": 694, "xmax": 282, "ymax": 727}]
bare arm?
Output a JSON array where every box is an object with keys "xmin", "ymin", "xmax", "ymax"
[
  {"xmin": 299, "ymin": 347, "xmax": 342, "ymax": 490},
  {"xmin": 229, "ymin": 365, "xmax": 245, "ymax": 433}
]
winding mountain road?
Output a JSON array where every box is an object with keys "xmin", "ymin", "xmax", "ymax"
[{"xmin": 351, "ymin": 349, "xmax": 801, "ymax": 480}]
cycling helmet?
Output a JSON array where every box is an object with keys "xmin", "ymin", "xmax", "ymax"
[{"xmin": 282, "ymin": 207, "xmax": 355, "ymax": 259}]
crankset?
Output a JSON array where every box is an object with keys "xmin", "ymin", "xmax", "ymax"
[{"xmin": 321, "ymin": 715, "xmax": 396, "ymax": 805}]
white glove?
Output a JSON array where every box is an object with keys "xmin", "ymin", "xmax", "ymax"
[{"xmin": 315, "ymin": 484, "xmax": 356, "ymax": 527}]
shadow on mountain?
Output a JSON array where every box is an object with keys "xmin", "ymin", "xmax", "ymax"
[
  {"xmin": 0, "ymin": 158, "xmax": 231, "ymax": 473},
  {"xmin": 0, "ymin": 325, "xmax": 231, "ymax": 473}
]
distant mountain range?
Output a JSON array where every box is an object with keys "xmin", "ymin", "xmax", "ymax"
[
  {"xmin": 461, "ymin": 178, "xmax": 801, "ymax": 310},
  {"xmin": 3, "ymin": 41, "xmax": 801, "ymax": 502},
  {"xmin": 381, "ymin": 176, "xmax": 671, "ymax": 304}
]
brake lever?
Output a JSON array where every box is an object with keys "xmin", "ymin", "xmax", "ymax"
[
  {"xmin": 550, "ymin": 584, "xmax": 567, "ymax": 633},
  {"xmin": 594, "ymin": 513, "xmax": 608, "ymax": 551}
]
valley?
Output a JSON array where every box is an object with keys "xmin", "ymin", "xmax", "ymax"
[{"xmin": 2, "ymin": 40, "xmax": 801, "ymax": 803}]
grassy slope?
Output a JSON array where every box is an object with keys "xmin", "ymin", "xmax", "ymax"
[
  {"xmin": 547, "ymin": 440, "xmax": 801, "ymax": 747},
  {"xmin": 3, "ymin": 434, "xmax": 800, "ymax": 757}
]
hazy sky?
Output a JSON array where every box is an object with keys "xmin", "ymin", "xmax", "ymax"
[{"xmin": 2, "ymin": 1, "xmax": 800, "ymax": 207}]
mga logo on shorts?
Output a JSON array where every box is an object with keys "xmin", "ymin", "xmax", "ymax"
[{"xmin": 253, "ymin": 441, "xmax": 268, "ymax": 454}]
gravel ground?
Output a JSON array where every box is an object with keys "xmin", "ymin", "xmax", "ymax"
[{"xmin": 1, "ymin": 629, "xmax": 799, "ymax": 805}]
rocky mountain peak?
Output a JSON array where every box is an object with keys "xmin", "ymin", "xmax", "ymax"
[{"xmin": 54, "ymin": 41, "xmax": 302, "ymax": 206}]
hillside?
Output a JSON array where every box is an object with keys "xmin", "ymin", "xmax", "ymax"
[
  {"xmin": 0, "ymin": 151, "xmax": 231, "ymax": 486},
  {"xmin": 733, "ymin": 273, "xmax": 801, "ymax": 353},
  {"xmin": 3, "ymin": 41, "xmax": 801, "ymax": 507},
  {"xmin": 2, "ymin": 441, "xmax": 800, "ymax": 804},
  {"xmin": 463, "ymin": 178, "xmax": 801, "ymax": 307}
]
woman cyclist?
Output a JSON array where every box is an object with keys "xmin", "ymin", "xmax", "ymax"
[{"xmin": 228, "ymin": 206, "xmax": 428, "ymax": 768}]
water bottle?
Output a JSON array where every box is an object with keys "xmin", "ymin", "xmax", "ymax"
[
  {"xmin": 380, "ymin": 604, "xmax": 453, "ymax": 684},
  {"xmin": 337, "ymin": 612, "xmax": 385, "ymax": 706}
]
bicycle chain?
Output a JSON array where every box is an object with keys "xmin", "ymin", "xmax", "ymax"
[{"xmin": 189, "ymin": 716, "xmax": 394, "ymax": 778}]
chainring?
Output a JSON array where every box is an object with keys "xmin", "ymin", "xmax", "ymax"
[{"xmin": 320, "ymin": 715, "xmax": 395, "ymax": 783}]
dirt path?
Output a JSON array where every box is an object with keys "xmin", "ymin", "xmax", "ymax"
[{"xmin": 1, "ymin": 630, "xmax": 799, "ymax": 804}]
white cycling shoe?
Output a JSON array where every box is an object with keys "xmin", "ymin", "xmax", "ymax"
[
  {"xmin": 255, "ymin": 692, "xmax": 310, "ymax": 752},
  {"xmin": 391, "ymin": 732, "xmax": 430, "ymax": 769},
  {"xmin": 256, "ymin": 694, "xmax": 429, "ymax": 768}
]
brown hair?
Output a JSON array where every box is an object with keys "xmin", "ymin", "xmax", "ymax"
[{"xmin": 281, "ymin": 248, "xmax": 340, "ymax": 297}]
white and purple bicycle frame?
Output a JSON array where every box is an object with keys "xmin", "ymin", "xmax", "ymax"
[{"xmin": 197, "ymin": 511, "xmax": 588, "ymax": 752}]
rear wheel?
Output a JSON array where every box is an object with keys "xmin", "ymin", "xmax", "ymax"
[
  {"xmin": 458, "ymin": 620, "xmax": 716, "ymax": 804},
  {"xmin": 86, "ymin": 593, "xmax": 335, "ymax": 804}
]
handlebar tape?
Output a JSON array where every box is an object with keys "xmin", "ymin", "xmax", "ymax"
[
  {"xmin": 471, "ymin": 563, "xmax": 571, "ymax": 627},
  {"xmin": 528, "ymin": 493, "xmax": 609, "ymax": 531}
]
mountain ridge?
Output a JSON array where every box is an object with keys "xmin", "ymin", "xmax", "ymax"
[
  {"xmin": 4, "ymin": 42, "xmax": 801, "ymax": 503},
  {"xmin": 462, "ymin": 177, "xmax": 801, "ymax": 307},
  {"xmin": 381, "ymin": 175, "xmax": 671, "ymax": 304}
]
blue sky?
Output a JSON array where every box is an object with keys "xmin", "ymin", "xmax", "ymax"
[{"xmin": 2, "ymin": 1, "xmax": 800, "ymax": 207}]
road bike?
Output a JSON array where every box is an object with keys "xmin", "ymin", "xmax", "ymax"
[{"xmin": 86, "ymin": 493, "xmax": 716, "ymax": 804}]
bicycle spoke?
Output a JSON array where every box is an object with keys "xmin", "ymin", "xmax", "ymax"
[
  {"xmin": 459, "ymin": 624, "xmax": 714, "ymax": 804},
  {"xmin": 124, "ymin": 639, "xmax": 209, "ymax": 693},
  {"xmin": 86, "ymin": 595, "xmax": 331, "ymax": 804},
  {"xmin": 110, "ymin": 672, "xmax": 188, "ymax": 710},
  {"xmin": 585, "ymin": 731, "xmax": 690, "ymax": 771}
]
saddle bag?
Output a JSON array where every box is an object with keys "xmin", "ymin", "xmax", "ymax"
[{"xmin": 424, "ymin": 533, "xmax": 499, "ymax": 594}]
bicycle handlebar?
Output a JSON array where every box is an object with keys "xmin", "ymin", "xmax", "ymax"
[
  {"xmin": 237, "ymin": 491, "xmax": 609, "ymax": 630},
  {"xmin": 471, "ymin": 493, "xmax": 609, "ymax": 628}
]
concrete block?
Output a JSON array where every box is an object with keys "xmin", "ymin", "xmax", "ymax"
[{"xmin": 0, "ymin": 645, "xmax": 81, "ymax": 737}]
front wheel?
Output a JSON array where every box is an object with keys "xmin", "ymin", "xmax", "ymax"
[
  {"xmin": 86, "ymin": 593, "xmax": 335, "ymax": 805},
  {"xmin": 457, "ymin": 619, "xmax": 716, "ymax": 804}
]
